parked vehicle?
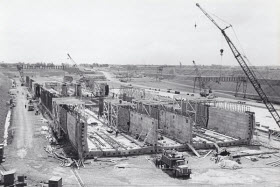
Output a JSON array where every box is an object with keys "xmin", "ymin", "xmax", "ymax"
[
  {"xmin": 27, "ymin": 103, "xmax": 34, "ymax": 111},
  {"xmin": 160, "ymin": 150, "xmax": 191, "ymax": 178}
]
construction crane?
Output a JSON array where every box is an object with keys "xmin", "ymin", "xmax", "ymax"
[
  {"xmin": 156, "ymin": 66, "xmax": 163, "ymax": 81},
  {"xmin": 192, "ymin": 60, "xmax": 211, "ymax": 97},
  {"xmin": 192, "ymin": 60, "xmax": 202, "ymax": 92},
  {"xmin": 156, "ymin": 65, "xmax": 168, "ymax": 81},
  {"xmin": 67, "ymin": 53, "xmax": 77, "ymax": 67},
  {"xmin": 17, "ymin": 64, "xmax": 25, "ymax": 86},
  {"xmin": 67, "ymin": 53, "xmax": 85, "ymax": 81},
  {"xmin": 196, "ymin": 3, "xmax": 280, "ymax": 128}
]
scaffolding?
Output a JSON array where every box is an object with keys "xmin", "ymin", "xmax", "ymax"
[
  {"xmin": 198, "ymin": 100, "xmax": 250, "ymax": 113},
  {"xmin": 119, "ymin": 85, "xmax": 145, "ymax": 100},
  {"xmin": 103, "ymin": 100, "xmax": 119, "ymax": 129}
]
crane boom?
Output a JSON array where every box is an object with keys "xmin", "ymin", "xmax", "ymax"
[
  {"xmin": 196, "ymin": 3, "xmax": 280, "ymax": 128},
  {"xmin": 67, "ymin": 53, "xmax": 77, "ymax": 67}
]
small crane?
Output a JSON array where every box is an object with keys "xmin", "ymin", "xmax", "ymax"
[
  {"xmin": 192, "ymin": 60, "xmax": 202, "ymax": 92},
  {"xmin": 196, "ymin": 3, "xmax": 280, "ymax": 128},
  {"xmin": 67, "ymin": 53, "xmax": 77, "ymax": 67},
  {"xmin": 193, "ymin": 60, "xmax": 209, "ymax": 97}
]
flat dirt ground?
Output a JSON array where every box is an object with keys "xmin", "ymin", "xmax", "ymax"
[{"xmin": 1, "ymin": 77, "xmax": 280, "ymax": 186}]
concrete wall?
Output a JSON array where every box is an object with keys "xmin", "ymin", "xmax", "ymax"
[
  {"xmin": 75, "ymin": 84, "xmax": 82, "ymax": 97},
  {"xmin": 59, "ymin": 106, "xmax": 68, "ymax": 133},
  {"xmin": 129, "ymin": 111, "xmax": 157, "ymax": 146},
  {"xmin": 67, "ymin": 113, "xmax": 78, "ymax": 148},
  {"xmin": 207, "ymin": 107, "xmax": 255, "ymax": 141},
  {"xmin": 159, "ymin": 111, "xmax": 192, "ymax": 144},
  {"xmin": 61, "ymin": 84, "xmax": 67, "ymax": 96},
  {"xmin": 118, "ymin": 107, "xmax": 130, "ymax": 132},
  {"xmin": 40, "ymin": 88, "xmax": 55, "ymax": 113},
  {"xmin": 64, "ymin": 111, "xmax": 88, "ymax": 158}
]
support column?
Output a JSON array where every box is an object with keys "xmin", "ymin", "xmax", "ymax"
[{"xmin": 61, "ymin": 83, "xmax": 68, "ymax": 97}]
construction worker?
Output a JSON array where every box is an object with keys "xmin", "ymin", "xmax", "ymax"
[
  {"xmin": 159, "ymin": 157, "xmax": 163, "ymax": 168},
  {"xmin": 268, "ymin": 129, "xmax": 272, "ymax": 140},
  {"xmin": 155, "ymin": 158, "xmax": 159, "ymax": 168}
]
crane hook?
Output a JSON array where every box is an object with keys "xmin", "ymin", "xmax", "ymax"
[{"xmin": 220, "ymin": 49, "xmax": 224, "ymax": 56}]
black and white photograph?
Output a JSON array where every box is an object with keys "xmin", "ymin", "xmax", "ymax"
[{"xmin": 0, "ymin": 0, "xmax": 279, "ymax": 186}]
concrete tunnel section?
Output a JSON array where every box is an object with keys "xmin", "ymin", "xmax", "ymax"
[{"xmin": 25, "ymin": 76, "xmax": 255, "ymax": 159}]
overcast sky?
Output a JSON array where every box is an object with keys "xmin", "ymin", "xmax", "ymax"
[{"xmin": 0, "ymin": 0, "xmax": 279, "ymax": 66}]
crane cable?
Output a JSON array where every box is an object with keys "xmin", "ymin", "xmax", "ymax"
[
  {"xmin": 210, "ymin": 13, "xmax": 225, "ymax": 82},
  {"xmin": 219, "ymin": 34, "xmax": 223, "ymax": 79},
  {"xmin": 230, "ymin": 26, "xmax": 280, "ymax": 98},
  {"xmin": 204, "ymin": 9, "xmax": 280, "ymax": 98}
]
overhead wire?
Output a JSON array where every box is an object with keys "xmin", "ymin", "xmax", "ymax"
[{"xmin": 219, "ymin": 33, "xmax": 223, "ymax": 78}]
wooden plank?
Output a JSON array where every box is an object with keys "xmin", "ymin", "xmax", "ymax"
[
  {"xmin": 203, "ymin": 150, "xmax": 213, "ymax": 158},
  {"xmin": 214, "ymin": 143, "xmax": 220, "ymax": 152},
  {"xmin": 186, "ymin": 143, "xmax": 201, "ymax": 158},
  {"xmin": 121, "ymin": 133, "xmax": 143, "ymax": 147},
  {"xmin": 102, "ymin": 132, "xmax": 128, "ymax": 150},
  {"xmin": 88, "ymin": 138, "xmax": 103, "ymax": 151},
  {"xmin": 194, "ymin": 132, "xmax": 220, "ymax": 143},
  {"xmin": 233, "ymin": 151, "xmax": 278, "ymax": 158},
  {"xmin": 200, "ymin": 127, "xmax": 238, "ymax": 141},
  {"xmin": 266, "ymin": 159, "xmax": 280, "ymax": 165}
]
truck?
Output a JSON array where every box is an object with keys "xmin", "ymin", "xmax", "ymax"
[
  {"xmin": 160, "ymin": 150, "xmax": 191, "ymax": 178},
  {"xmin": 27, "ymin": 103, "xmax": 34, "ymax": 111},
  {"xmin": 27, "ymin": 100, "xmax": 35, "ymax": 111}
]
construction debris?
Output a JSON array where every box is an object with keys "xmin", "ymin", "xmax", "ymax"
[
  {"xmin": 232, "ymin": 150, "xmax": 278, "ymax": 158},
  {"xmin": 266, "ymin": 159, "xmax": 280, "ymax": 167},
  {"xmin": 218, "ymin": 160, "xmax": 242, "ymax": 170},
  {"xmin": 203, "ymin": 150, "xmax": 213, "ymax": 158},
  {"xmin": 39, "ymin": 117, "xmax": 48, "ymax": 123},
  {"xmin": 244, "ymin": 156, "xmax": 258, "ymax": 162},
  {"xmin": 41, "ymin": 126, "xmax": 48, "ymax": 131},
  {"xmin": 258, "ymin": 154, "xmax": 271, "ymax": 159},
  {"xmin": 44, "ymin": 145, "xmax": 84, "ymax": 169},
  {"xmin": 187, "ymin": 143, "xmax": 201, "ymax": 158}
]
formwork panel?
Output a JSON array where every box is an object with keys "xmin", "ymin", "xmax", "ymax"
[
  {"xmin": 129, "ymin": 111, "xmax": 157, "ymax": 145},
  {"xmin": 118, "ymin": 107, "xmax": 130, "ymax": 132},
  {"xmin": 59, "ymin": 107, "xmax": 68, "ymax": 133},
  {"xmin": 67, "ymin": 113, "xmax": 78, "ymax": 148},
  {"xmin": 159, "ymin": 111, "xmax": 192, "ymax": 144},
  {"xmin": 207, "ymin": 107, "xmax": 254, "ymax": 141}
]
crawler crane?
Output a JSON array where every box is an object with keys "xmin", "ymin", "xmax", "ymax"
[{"xmin": 196, "ymin": 3, "xmax": 280, "ymax": 128}]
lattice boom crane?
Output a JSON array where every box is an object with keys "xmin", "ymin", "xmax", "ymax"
[{"xmin": 196, "ymin": 3, "xmax": 280, "ymax": 128}]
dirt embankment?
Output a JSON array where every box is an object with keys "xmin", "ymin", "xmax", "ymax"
[{"xmin": 0, "ymin": 72, "xmax": 12, "ymax": 143}]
